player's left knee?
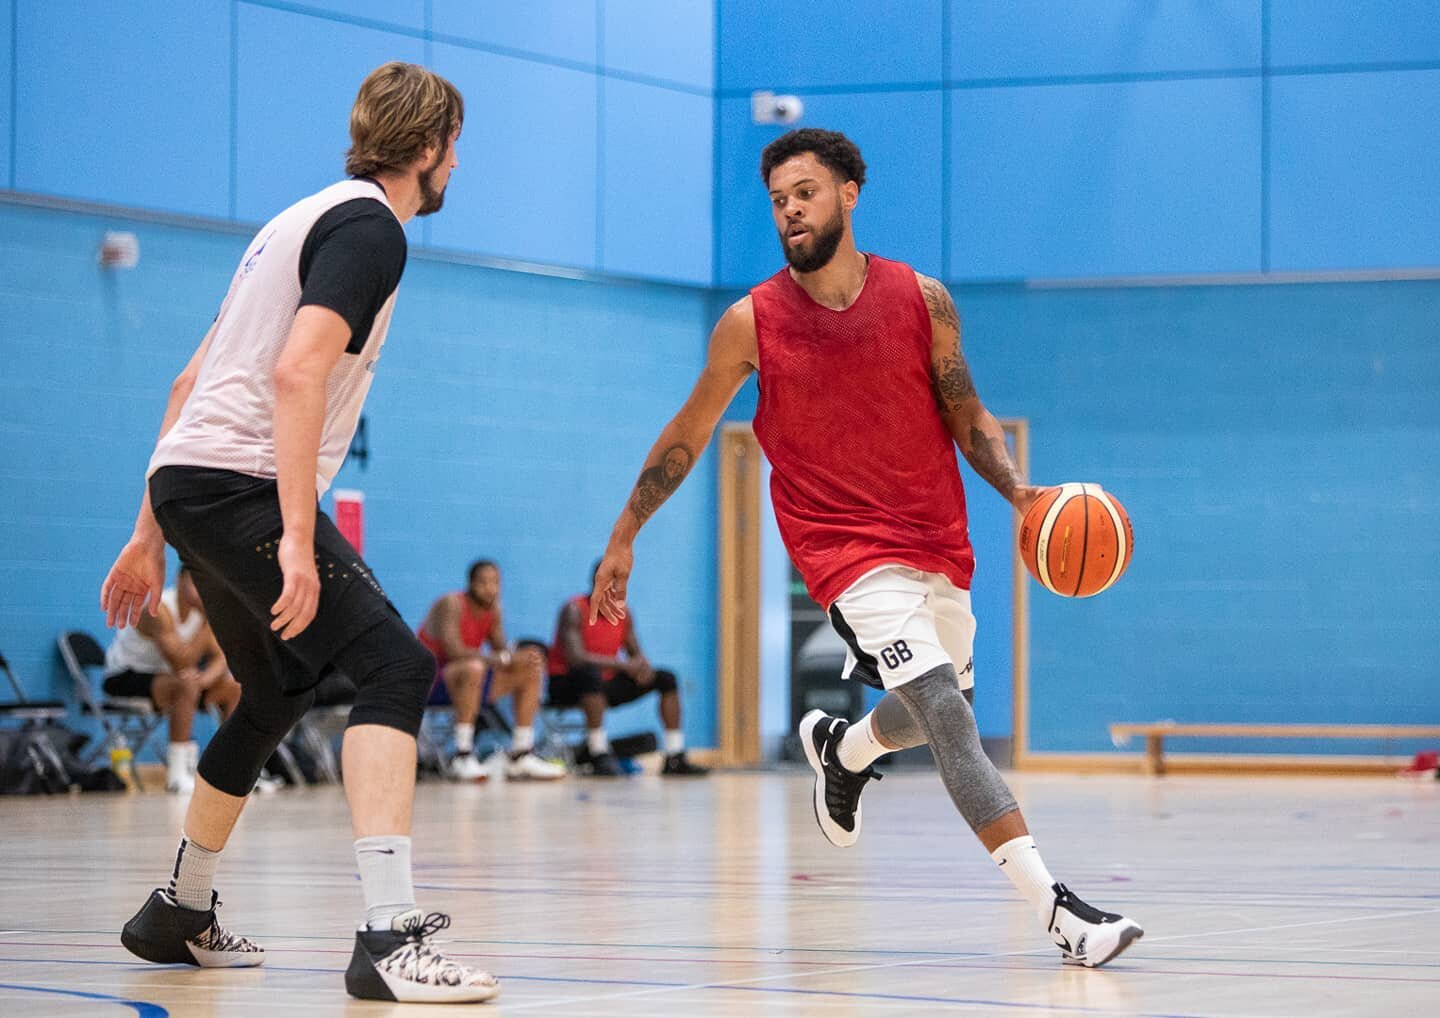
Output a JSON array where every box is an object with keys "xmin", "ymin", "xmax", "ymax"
[
  {"xmin": 654, "ymin": 670, "xmax": 678, "ymax": 694},
  {"xmin": 347, "ymin": 638, "xmax": 433, "ymax": 737}
]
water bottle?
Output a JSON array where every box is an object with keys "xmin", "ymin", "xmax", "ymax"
[{"xmin": 109, "ymin": 734, "xmax": 134, "ymax": 791}]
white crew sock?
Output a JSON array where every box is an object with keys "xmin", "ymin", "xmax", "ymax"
[
  {"xmin": 991, "ymin": 835, "xmax": 1059, "ymax": 924},
  {"xmin": 587, "ymin": 728, "xmax": 610, "ymax": 756},
  {"xmin": 453, "ymin": 723, "xmax": 475, "ymax": 756},
  {"xmin": 511, "ymin": 726, "xmax": 534, "ymax": 754},
  {"xmin": 168, "ymin": 832, "xmax": 220, "ymax": 911},
  {"xmin": 836, "ymin": 714, "xmax": 887, "ymax": 772},
  {"xmin": 355, "ymin": 836, "xmax": 415, "ymax": 930},
  {"xmin": 664, "ymin": 729, "xmax": 685, "ymax": 755},
  {"xmin": 167, "ymin": 741, "xmax": 197, "ymax": 782}
]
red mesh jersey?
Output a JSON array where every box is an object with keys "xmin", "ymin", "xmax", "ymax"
[{"xmin": 750, "ymin": 255, "xmax": 974, "ymax": 608}]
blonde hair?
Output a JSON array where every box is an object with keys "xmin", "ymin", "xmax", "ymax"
[{"xmin": 345, "ymin": 62, "xmax": 463, "ymax": 177}]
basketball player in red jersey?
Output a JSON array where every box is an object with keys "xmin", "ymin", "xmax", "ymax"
[
  {"xmin": 417, "ymin": 560, "xmax": 564, "ymax": 780},
  {"xmin": 592, "ymin": 129, "xmax": 1142, "ymax": 967}
]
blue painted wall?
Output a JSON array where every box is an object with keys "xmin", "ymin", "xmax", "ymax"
[
  {"xmin": 716, "ymin": 0, "xmax": 1440, "ymax": 286},
  {"xmin": 0, "ymin": 202, "xmax": 719, "ymax": 751},
  {"xmin": 955, "ymin": 278, "xmax": 1440, "ymax": 755}
]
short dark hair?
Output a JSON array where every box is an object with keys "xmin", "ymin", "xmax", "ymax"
[
  {"xmin": 760, "ymin": 129, "xmax": 866, "ymax": 190},
  {"xmin": 467, "ymin": 559, "xmax": 498, "ymax": 585}
]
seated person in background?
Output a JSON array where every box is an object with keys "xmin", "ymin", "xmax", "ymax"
[
  {"xmin": 103, "ymin": 566, "xmax": 242, "ymax": 793},
  {"xmin": 547, "ymin": 564, "xmax": 708, "ymax": 777},
  {"xmin": 418, "ymin": 560, "xmax": 564, "ymax": 781}
]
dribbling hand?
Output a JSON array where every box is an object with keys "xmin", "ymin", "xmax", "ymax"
[
  {"xmin": 1010, "ymin": 484, "xmax": 1055, "ymax": 518},
  {"xmin": 100, "ymin": 535, "xmax": 166, "ymax": 628},
  {"xmin": 270, "ymin": 533, "xmax": 320, "ymax": 640},
  {"xmin": 590, "ymin": 546, "xmax": 633, "ymax": 624}
]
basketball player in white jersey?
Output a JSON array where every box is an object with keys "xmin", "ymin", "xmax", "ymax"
[
  {"xmin": 100, "ymin": 64, "xmax": 498, "ymax": 1003},
  {"xmin": 103, "ymin": 566, "xmax": 241, "ymax": 793}
]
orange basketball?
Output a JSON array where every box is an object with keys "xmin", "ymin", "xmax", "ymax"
[{"xmin": 1018, "ymin": 483, "xmax": 1133, "ymax": 597}]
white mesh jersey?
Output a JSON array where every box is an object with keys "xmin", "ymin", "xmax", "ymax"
[
  {"xmin": 149, "ymin": 179, "xmax": 401, "ymax": 495},
  {"xmin": 105, "ymin": 588, "xmax": 206, "ymax": 676}
]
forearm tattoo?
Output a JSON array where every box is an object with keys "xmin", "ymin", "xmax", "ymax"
[
  {"xmin": 965, "ymin": 426, "xmax": 1022, "ymax": 500},
  {"xmin": 627, "ymin": 443, "xmax": 695, "ymax": 526}
]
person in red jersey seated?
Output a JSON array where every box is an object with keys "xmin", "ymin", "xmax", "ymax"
[
  {"xmin": 546, "ymin": 562, "xmax": 707, "ymax": 777},
  {"xmin": 417, "ymin": 560, "xmax": 564, "ymax": 781}
]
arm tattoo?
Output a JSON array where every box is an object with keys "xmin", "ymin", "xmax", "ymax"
[
  {"xmin": 920, "ymin": 276, "xmax": 975, "ymax": 412},
  {"xmin": 932, "ymin": 348, "xmax": 977, "ymax": 412},
  {"xmin": 919, "ymin": 276, "xmax": 960, "ymax": 333},
  {"xmin": 627, "ymin": 443, "xmax": 695, "ymax": 526},
  {"xmin": 965, "ymin": 426, "xmax": 1022, "ymax": 500}
]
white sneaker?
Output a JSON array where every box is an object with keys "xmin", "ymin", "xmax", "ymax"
[
  {"xmin": 345, "ymin": 910, "xmax": 499, "ymax": 1003},
  {"xmin": 1047, "ymin": 883, "xmax": 1143, "ymax": 967},
  {"xmin": 505, "ymin": 751, "xmax": 566, "ymax": 781},
  {"xmin": 446, "ymin": 753, "xmax": 488, "ymax": 782},
  {"xmin": 251, "ymin": 772, "xmax": 284, "ymax": 795}
]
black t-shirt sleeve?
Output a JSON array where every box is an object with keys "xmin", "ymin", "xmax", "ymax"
[{"xmin": 297, "ymin": 198, "xmax": 407, "ymax": 354}]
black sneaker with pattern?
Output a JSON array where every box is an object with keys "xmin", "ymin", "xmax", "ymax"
[
  {"xmin": 121, "ymin": 889, "xmax": 265, "ymax": 968},
  {"xmin": 661, "ymin": 753, "xmax": 709, "ymax": 776},
  {"xmin": 798, "ymin": 709, "xmax": 882, "ymax": 848},
  {"xmin": 345, "ymin": 909, "xmax": 500, "ymax": 1003},
  {"xmin": 1047, "ymin": 882, "xmax": 1144, "ymax": 968}
]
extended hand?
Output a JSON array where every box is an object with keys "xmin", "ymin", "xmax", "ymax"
[
  {"xmin": 100, "ymin": 536, "xmax": 166, "ymax": 628},
  {"xmin": 1011, "ymin": 484, "xmax": 1054, "ymax": 517},
  {"xmin": 590, "ymin": 545, "xmax": 633, "ymax": 624},
  {"xmin": 270, "ymin": 533, "xmax": 320, "ymax": 640}
]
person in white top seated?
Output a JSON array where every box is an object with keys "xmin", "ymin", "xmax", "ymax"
[{"xmin": 104, "ymin": 566, "xmax": 241, "ymax": 792}]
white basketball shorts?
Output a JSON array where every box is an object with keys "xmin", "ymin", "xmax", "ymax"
[{"xmin": 827, "ymin": 565, "xmax": 976, "ymax": 691}]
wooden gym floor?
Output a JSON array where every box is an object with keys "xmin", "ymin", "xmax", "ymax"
[{"xmin": 0, "ymin": 768, "xmax": 1435, "ymax": 1015}]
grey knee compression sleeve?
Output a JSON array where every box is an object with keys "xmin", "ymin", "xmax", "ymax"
[
  {"xmin": 870, "ymin": 685, "xmax": 973, "ymax": 750},
  {"xmin": 891, "ymin": 665, "xmax": 1017, "ymax": 832}
]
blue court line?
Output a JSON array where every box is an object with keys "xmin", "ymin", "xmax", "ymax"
[{"xmin": 0, "ymin": 983, "xmax": 167, "ymax": 1017}]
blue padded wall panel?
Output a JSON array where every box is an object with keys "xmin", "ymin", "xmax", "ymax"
[
  {"xmin": 717, "ymin": 89, "xmax": 944, "ymax": 287},
  {"xmin": 949, "ymin": 0, "xmax": 1261, "ymax": 79},
  {"xmin": 431, "ymin": 0, "xmax": 597, "ymax": 66},
  {"xmin": 719, "ymin": 0, "xmax": 942, "ymax": 90},
  {"xmin": 235, "ymin": 5, "xmax": 424, "ymax": 223},
  {"xmin": 427, "ymin": 42, "xmax": 598, "ymax": 269},
  {"xmin": 278, "ymin": 0, "xmax": 427, "ymax": 32},
  {"xmin": 601, "ymin": 80, "xmax": 712, "ymax": 285},
  {"xmin": 14, "ymin": 0, "xmax": 231, "ymax": 217},
  {"xmin": 604, "ymin": 0, "xmax": 713, "ymax": 90},
  {"xmin": 1, "ymin": 0, "xmax": 12, "ymax": 188},
  {"xmin": 1269, "ymin": 0, "xmax": 1440, "ymax": 67},
  {"xmin": 948, "ymin": 77, "xmax": 1261, "ymax": 279},
  {"xmin": 1269, "ymin": 70, "xmax": 1440, "ymax": 272}
]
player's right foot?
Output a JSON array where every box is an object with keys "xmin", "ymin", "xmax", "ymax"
[
  {"xmin": 799, "ymin": 710, "xmax": 881, "ymax": 848},
  {"xmin": 505, "ymin": 751, "xmax": 566, "ymax": 781},
  {"xmin": 345, "ymin": 909, "xmax": 500, "ymax": 1003},
  {"xmin": 1047, "ymin": 883, "xmax": 1144, "ymax": 967},
  {"xmin": 447, "ymin": 753, "xmax": 488, "ymax": 782},
  {"xmin": 121, "ymin": 889, "xmax": 265, "ymax": 968}
]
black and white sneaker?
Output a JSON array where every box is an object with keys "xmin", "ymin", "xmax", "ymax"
[
  {"xmin": 345, "ymin": 909, "xmax": 499, "ymax": 1003},
  {"xmin": 1047, "ymin": 883, "xmax": 1144, "ymax": 968},
  {"xmin": 120, "ymin": 889, "xmax": 264, "ymax": 968},
  {"xmin": 799, "ymin": 709, "xmax": 881, "ymax": 848}
]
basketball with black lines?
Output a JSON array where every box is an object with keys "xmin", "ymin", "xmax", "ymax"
[{"xmin": 1019, "ymin": 483, "xmax": 1133, "ymax": 597}]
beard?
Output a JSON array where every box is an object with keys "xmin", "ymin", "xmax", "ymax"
[
  {"xmin": 416, "ymin": 148, "xmax": 449, "ymax": 216},
  {"xmin": 779, "ymin": 208, "xmax": 845, "ymax": 273}
]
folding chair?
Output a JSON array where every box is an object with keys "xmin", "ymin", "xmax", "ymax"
[
  {"xmin": 537, "ymin": 701, "xmax": 588, "ymax": 766},
  {"xmin": 57, "ymin": 630, "xmax": 164, "ymax": 790},
  {"xmin": 0, "ymin": 649, "xmax": 68, "ymax": 728}
]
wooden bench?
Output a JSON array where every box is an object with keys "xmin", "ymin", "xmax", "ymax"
[{"xmin": 1108, "ymin": 723, "xmax": 1440, "ymax": 775}]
